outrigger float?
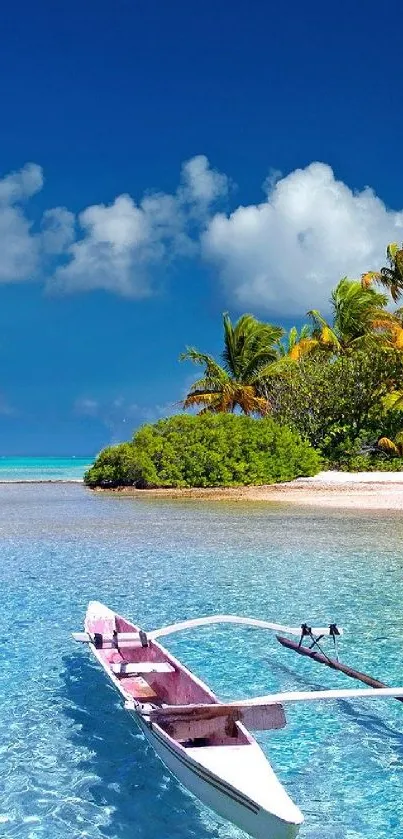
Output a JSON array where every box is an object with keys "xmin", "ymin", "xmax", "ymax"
[{"xmin": 73, "ymin": 603, "xmax": 403, "ymax": 839}]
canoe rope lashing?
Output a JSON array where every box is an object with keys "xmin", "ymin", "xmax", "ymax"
[{"xmin": 298, "ymin": 623, "xmax": 340, "ymax": 662}]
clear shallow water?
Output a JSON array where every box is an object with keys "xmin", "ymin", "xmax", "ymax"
[
  {"xmin": 0, "ymin": 457, "xmax": 92, "ymax": 481},
  {"xmin": 2, "ymin": 485, "xmax": 403, "ymax": 839}
]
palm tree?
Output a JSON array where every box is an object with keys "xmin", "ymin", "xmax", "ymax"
[
  {"xmin": 378, "ymin": 431, "xmax": 403, "ymax": 457},
  {"xmin": 362, "ymin": 243, "xmax": 403, "ymax": 303},
  {"xmin": 181, "ymin": 313, "xmax": 284, "ymax": 415},
  {"xmin": 278, "ymin": 325, "xmax": 317, "ymax": 360},
  {"xmin": 307, "ymin": 277, "xmax": 397, "ymax": 353}
]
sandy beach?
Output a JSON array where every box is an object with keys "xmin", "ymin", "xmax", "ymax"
[{"xmin": 97, "ymin": 471, "xmax": 403, "ymax": 509}]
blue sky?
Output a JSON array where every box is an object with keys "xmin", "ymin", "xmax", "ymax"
[{"xmin": 1, "ymin": 0, "xmax": 402, "ymax": 455}]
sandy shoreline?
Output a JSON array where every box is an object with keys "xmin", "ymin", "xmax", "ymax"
[{"xmin": 94, "ymin": 471, "xmax": 403, "ymax": 510}]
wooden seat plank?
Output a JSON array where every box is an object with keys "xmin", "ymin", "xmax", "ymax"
[{"xmin": 122, "ymin": 675, "xmax": 158, "ymax": 700}]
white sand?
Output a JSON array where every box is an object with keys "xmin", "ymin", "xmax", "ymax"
[
  {"xmin": 107, "ymin": 471, "xmax": 403, "ymax": 509},
  {"xmin": 262, "ymin": 470, "xmax": 403, "ymax": 508},
  {"xmin": 298, "ymin": 470, "xmax": 403, "ymax": 484}
]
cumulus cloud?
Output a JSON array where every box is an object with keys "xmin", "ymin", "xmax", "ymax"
[
  {"xmin": 41, "ymin": 207, "xmax": 75, "ymax": 254},
  {"xmin": 203, "ymin": 162, "xmax": 403, "ymax": 315},
  {"xmin": 0, "ymin": 162, "xmax": 43, "ymax": 204},
  {"xmin": 50, "ymin": 195, "xmax": 155, "ymax": 296},
  {"xmin": 0, "ymin": 162, "xmax": 74, "ymax": 284},
  {"xmin": 49, "ymin": 155, "xmax": 228, "ymax": 296},
  {"xmin": 0, "ymin": 163, "xmax": 44, "ymax": 283},
  {"xmin": 180, "ymin": 154, "xmax": 229, "ymax": 210},
  {"xmin": 1, "ymin": 157, "xmax": 403, "ymax": 314},
  {"xmin": 0, "ymin": 155, "xmax": 228, "ymax": 295},
  {"xmin": 0, "ymin": 205, "xmax": 38, "ymax": 283}
]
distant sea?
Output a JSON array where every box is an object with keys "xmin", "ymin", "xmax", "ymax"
[{"xmin": 0, "ymin": 456, "xmax": 93, "ymax": 481}]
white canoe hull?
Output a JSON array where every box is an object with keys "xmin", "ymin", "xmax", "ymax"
[
  {"xmin": 81, "ymin": 602, "xmax": 303, "ymax": 839},
  {"xmin": 133, "ymin": 711, "xmax": 302, "ymax": 839}
]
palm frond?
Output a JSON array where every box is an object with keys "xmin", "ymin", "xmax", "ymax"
[
  {"xmin": 180, "ymin": 348, "xmax": 215, "ymax": 366},
  {"xmin": 182, "ymin": 390, "xmax": 225, "ymax": 412},
  {"xmin": 379, "ymin": 243, "xmax": 403, "ymax": 302},
  {"xmin": 378, "ymin": 437, "xmax": 400, "ymax": 455},
  {"xmin": 181, "ymin": 348, "xmax": 228, "ymax": 379},
  {"xmin": 361, "ymin": 271, "xmax": 381, "ymax": 289},
  {"xmin": 387, "ymin": 243, "xmax": 400, "ymax": 262},
  {"xmin": 222, "ymin": 312, "xmax": 238, "ymax": 377},
  {"xmin": 288, "ymin": 337, "xmax": 320, "ymax": 360},
  {"xmin": 307, "ymin": 309, "xmax": 329, "ymax": 331}
]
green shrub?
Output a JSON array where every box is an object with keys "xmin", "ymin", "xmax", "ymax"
[
  {"xmin": 84, "ymin": 443, "xmax": 142, "ymax": 488},
  {"xmin": 337, "ymin": 452, "xmax": 403, "ymax": 472},
  {"xmin": 84, "ymin": 414, "xmax": 321, "ymax": 488}
]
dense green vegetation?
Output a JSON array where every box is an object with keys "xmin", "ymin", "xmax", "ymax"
[
  {"xmin": 86, "ymin": 241, "xmax": 403, "ymax": 486},
  {"xmin": 181, "ymin": 313, "xmax": 283, "ymax": 415},
  {"xmin": 268, "ymin": 348, "xmax": 403, "ymax": 468},
  {"xmin": 179, "ymin": 242, "xmax": 403, "ymax": 470},
  {"xmin": 84, "ymin": 414, "xmax": 321, "ymax": 488}
]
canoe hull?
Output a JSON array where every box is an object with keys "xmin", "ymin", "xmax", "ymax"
[
  {"xmin": 133, "ymin": 711, "xmax": 300, "ymax": 839},
  {"xmin": 80, "ymin": 601, "xmax": 303, "ymax": 839}
]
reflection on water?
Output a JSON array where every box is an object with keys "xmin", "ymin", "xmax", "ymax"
[
  {"xmin": 1, "ymin": 483, "xmax": 403, "ymax": 838},
  {"xmin": 60, "ymin": 653, "xmax": 218, "ymax": 839}
]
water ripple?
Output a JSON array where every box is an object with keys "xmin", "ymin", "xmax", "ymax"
[{"xmin": 2, "ymin": 484, "xmax": 403, "ymax": 838}]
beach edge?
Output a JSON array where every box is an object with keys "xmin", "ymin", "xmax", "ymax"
[{"xmin": 89, "ymin": 471, "xmax": 403, "ymax": 510}]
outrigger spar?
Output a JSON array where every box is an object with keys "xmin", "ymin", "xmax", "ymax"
[
  {"xmin": 73, "ymin": 603, "xmax": 403, "ymax": 839},
  {"xmin": 276, "ymin": 624, "xmax": 403, "ymax": 702},
  {"xmin": 72, "ymin": 613, "xmax": 343, "ymax": 645}
]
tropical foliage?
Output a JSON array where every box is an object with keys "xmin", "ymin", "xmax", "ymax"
[
  {"xmin": 362, "ymin": 242, "xmax": 403, "ymax": 303},
  {"xmin": 85, "ymin": 239, "xmax": 403, "ymax": 486},
  {"xmin": 268, "ymin": 348, "xmax": 403, "ymax": 464},
  {"xmin": 378, "ymin": 432, "xmax": 403, "ymax": 458},
  {"xmin": 307, "ymin": 278, "xmax": 398, "ymax": 353},
  {"xmin": 84, "ymin": 414, "xmax": 321, "ymax": 488},
  {"xmin": 277, "ymin": 325, "xmax": 315, "ymax": 361},
  {"xmin": 181, "ymin": 313, "xmax": 284, "ymax": 415},
  {"xmin": 177, "ymin": 241, "xmax": 403, "ymax": 471}
]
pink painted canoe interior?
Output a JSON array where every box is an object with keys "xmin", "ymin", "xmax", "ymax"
[{"xmin": 87, "ymin": 613, "xmax": 250, "ymax": 748}]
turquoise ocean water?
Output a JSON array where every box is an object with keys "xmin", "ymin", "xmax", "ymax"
[
  {"xmin": 0, "ymin": 457, "xmax": 92, "ymax": 481},
  {"xmin": 2, "ymin": 483, "xmax": 403, "ymax": 839}
]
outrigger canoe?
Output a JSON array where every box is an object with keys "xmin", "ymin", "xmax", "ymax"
[{"xmin": 73, "ymin": 603, "xmax": 403, "ymax": 839}]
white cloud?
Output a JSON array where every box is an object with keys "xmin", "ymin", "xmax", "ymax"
[
  {"xmin": 0, "ymin": 163, "xmax": 73, "ymax": 285},
  {"xmin": 0, "ymin": 157, "xmax": 216, "ymax": 294},
  {"xmin": 0, "ymin": 157, "xmax": 403, "ymax": 314},
  {"xmin": 49, "ymin": 195, "xmax": 155, "ymax": 296},
  {"xmin": 41, "ymin": 207, "xmax": 75, "ymax": 254},
  {"xmin": 0, "ymin": 162, "xmax": 43, "ymax": 204},
  {"xmin": 203, "ymin": 162, "xmax": 403, "ymax": 315},
  {"xmin": 0, "ymin": 204, "xmax": 39, "ymax": 283},
  {"xmin": 0, "ymin": 163, "xmax": 44, "ymax": 283},
  {"xmin": 49, "ymin": 155, "xmax": 228, "ymax": 296},
  {"xmin": 180, "ymin": 154, "xmax": 229, "ymax": 208}
]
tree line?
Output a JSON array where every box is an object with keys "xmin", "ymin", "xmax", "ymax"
[
  {"xmin": 85, "ymin": 242, "xmax": 403, "ymax": 488},
  {"xmin": 180, "ymin": 243, "xmax": 403, "ymax": 468}
]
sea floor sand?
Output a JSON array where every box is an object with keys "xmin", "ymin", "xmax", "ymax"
[{"xmin": 97, "ymin": 471, "xmax": 403, "ymax": 509}]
